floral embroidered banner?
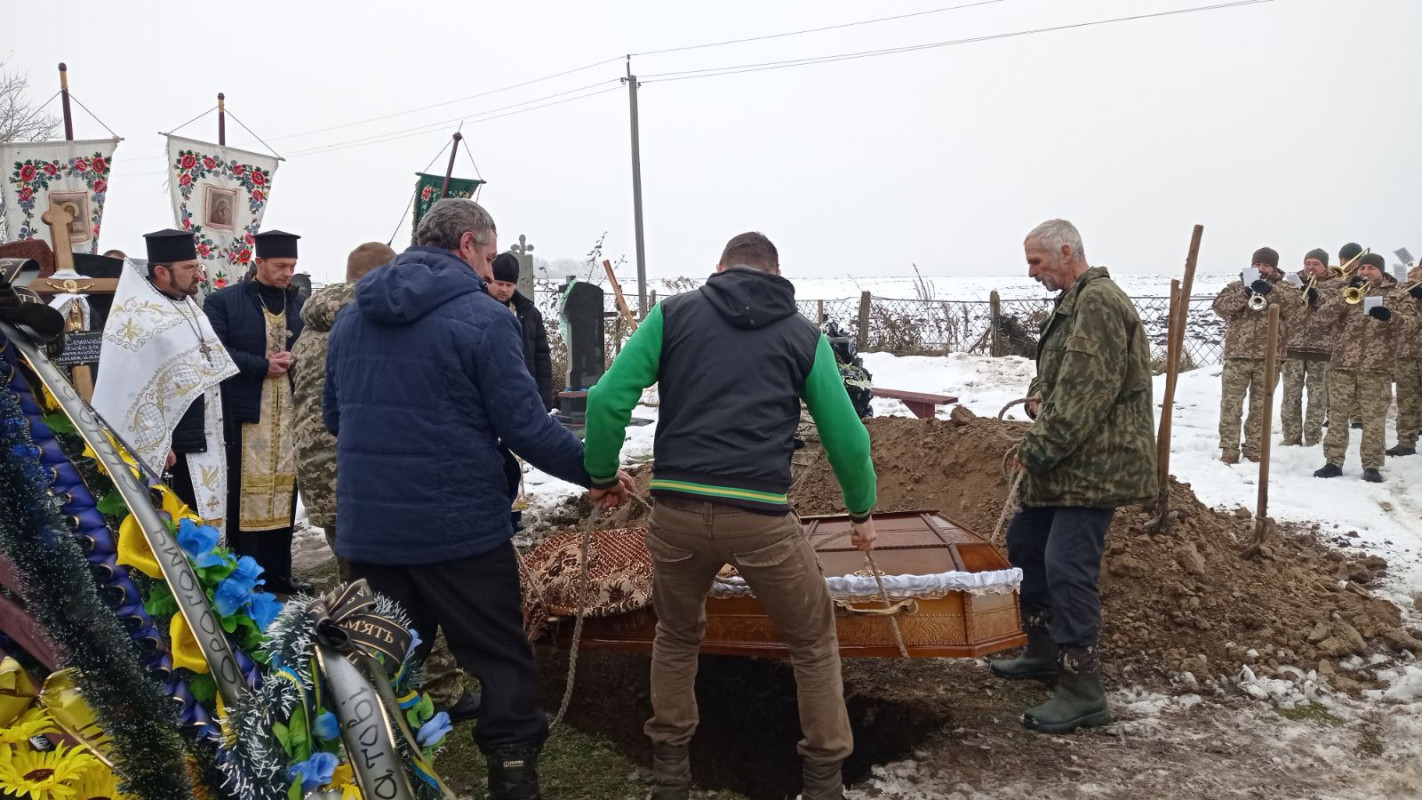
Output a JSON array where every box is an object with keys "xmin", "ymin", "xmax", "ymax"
[
  {"xmin": 412, "ymin": 172, "xmax": 484, "ymax": 240},
  {"xmin": 164, "ymin": 134, "xmax": 280, "ymax": 295},
  {"xmin": 2, "ymin": 138, "xmax": 119, "ymax": 254}
]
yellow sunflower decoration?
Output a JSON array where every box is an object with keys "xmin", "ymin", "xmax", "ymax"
[
  {"xmin": 68, "ymin": 762, "xmax": 135, "ymax": 800},
  {"xmin": 0, "ymin": 710, "xmax": 59, "ymax": 748},
  {"xmin": 0, "ymin": 744, "xmax": 99, "ymax": 800}
]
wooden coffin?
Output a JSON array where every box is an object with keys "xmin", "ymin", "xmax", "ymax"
[{"xmin": 542, "ymin": 511, "xmax": 1026, "ymax": 659}]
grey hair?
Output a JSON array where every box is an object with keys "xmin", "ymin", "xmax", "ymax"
[
  {"xmin": 1026, "ymin": 219, "xmax": 1086, "ymax": 263},
  {"xmin": 413, "ymin": 198, "xmax": 497, "ymax": 251}
]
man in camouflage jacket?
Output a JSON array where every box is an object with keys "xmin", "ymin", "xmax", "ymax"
[
  {"xmin": 290, "ymin": 242, "xmax": 474, "ymax": 718},
  {"xmin": 1313, "ymin": 254, "xmax": 1416, "ymax": 482},
  {"xmin": 1280, "ymin": 249, "xmax": 1337, "ymax": 447},
  {"xmin": 990, "ymin": 220, "xmax": 1156, "ymax": 736},
  {"xmin": 1211, "ymin": 247, "xmax": 1304, "ymax": 463},
  {"xmin": 1387, "ymin": 263, "xmax": 1422, "ymax": 457}
]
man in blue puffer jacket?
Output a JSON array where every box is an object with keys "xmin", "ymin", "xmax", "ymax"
[{"xmin": 325, "ymin": 198, "xmax": 627, "ymax": 799}]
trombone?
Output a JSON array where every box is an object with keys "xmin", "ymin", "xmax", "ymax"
[
  {"xmin": 1343, "ymin": 284, "xmax": 1368, "ymax": 305},
  {"xmin": 1329, "ymin": 247, "xmax": 1370, "ymax": 280}
]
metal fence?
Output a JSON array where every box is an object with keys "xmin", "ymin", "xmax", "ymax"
[
  {"xmin": 533, "ymin": 287, "xmax": 1227, "ymax": 371},
  {"xmin": 799, "ymin": 295, "xmax": 1224, "ymax": 369}
]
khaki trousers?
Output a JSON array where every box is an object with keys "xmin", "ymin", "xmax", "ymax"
[
  {"xmin": 644, "ymin": 498, "xmax": 852, "ymax": 766},
  {"xmin": 1219, "ymin": 358, "xmax": 1276, "ymax": 459},
  {"xmin": 1281, "ymin": 357, "xmax": 1328, "ymax": 446},
  {"xmin": 1324, "ymin": 370, "xmax": 1391, "ymax": 470},
  {"xmin": 1395, "ymin": 359, "xmax": 1422, "ymax": 449}
]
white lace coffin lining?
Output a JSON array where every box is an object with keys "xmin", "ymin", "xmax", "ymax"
[{"xmin": 708, "ymin": 567, "xmax": 1023, "ymax": 602}]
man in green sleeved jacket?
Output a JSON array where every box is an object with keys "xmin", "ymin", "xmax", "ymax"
[
  {"xmin": 989, "ymin": 219, "xmax": 1157, "ymax": 735},
  {"xmin": 584, "ymin": 232, "xmax": 877, "ymax": 800}
]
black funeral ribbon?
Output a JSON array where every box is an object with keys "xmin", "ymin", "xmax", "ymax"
[{"xmin": 309, "ymin": 580, "xmax": 413, "ymax": 674}]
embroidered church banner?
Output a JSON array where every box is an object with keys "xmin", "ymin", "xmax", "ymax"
[
  {"xmin": 2, "ymin": 138, "xmax": 119, "ymax": 254},
  {"xmin": 165, "ymin": 134, "xmax": 280, "ymax": 294},
  {"xmin": 411, "ymin": 172, "xmax": 484, "ymax": 238},
  {"xmin": 93, "ymin": 258, "xmax": 239, "ymax": 528}
]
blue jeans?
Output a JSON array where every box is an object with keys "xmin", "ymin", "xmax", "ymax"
[{"xmin": 1006, "ymin": 505, "xmax": 1115, "ymax": 648}]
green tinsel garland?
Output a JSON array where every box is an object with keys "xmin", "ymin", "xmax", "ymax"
[{"xmin": 0, "ymin": 375, "xmax": 192, "ymax": 800}]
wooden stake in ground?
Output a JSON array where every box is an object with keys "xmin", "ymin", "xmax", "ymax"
[
  {"xmin": 1244, "ymin": 303, "xmax": 1282, "ymax": 559},
  {"xmin": 602, "ymin": 258, "xmax": 638, "ymax": 330},
  {"xmin": 1149, "ymin": 224, "xmax": 1203, "ymax": 532}
]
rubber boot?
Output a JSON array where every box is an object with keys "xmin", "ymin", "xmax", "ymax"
[
  {"xmin": 487, "ymin": 746, "xmax": 541, "ymax": 800},
  {"xmin": 649, "ymin": 743, "xmax": 690, "ymax": 800},
  {"xmin": 1022, "ymin": 647, "xmax": 1112, "ymax": 734},
  {"xmin": 990, "ymin": 617, "xmax": 1058, "ymax": 683},
  {"xmin": 800, "ymin": 760, "xmax": 844, "ymax": 800}
]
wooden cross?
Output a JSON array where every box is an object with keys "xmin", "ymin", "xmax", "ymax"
[{"xmin": 32, "ymin": 201, "xmax": 118, "ymax": 401}]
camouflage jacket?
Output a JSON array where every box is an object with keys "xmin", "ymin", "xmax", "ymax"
[
  {"xmin": 1211, "ymin": 272, "xmax": 1304, "ymax": 360},
  {"xmin": 1320, "ymin": 274, "xmax": 1415, "ymax": 374},
  {"xmin": 1399, "ymin": 266, "xmax": 1422, "ymax": 362},
  {"xmin": 1284, "ymin": 272, "xmax": 1343, "ymax": 358},
  {"xmin": 290, "ymin": 282, "xmax": 354, "ymax": 529},
  {"xmin": 1021, "ymin": 266, "xmax": 1158, "ymax": 508}
]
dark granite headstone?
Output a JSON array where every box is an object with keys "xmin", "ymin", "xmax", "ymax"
[{"xmin": 561, "ymin": 280, "xmax": 605, "ymax": 420}]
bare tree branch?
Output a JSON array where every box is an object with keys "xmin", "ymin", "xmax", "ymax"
[{"xmin": 0, "ymin": 57, "xmax": 60, "ymax": 145}]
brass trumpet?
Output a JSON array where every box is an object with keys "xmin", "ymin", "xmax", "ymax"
[
  {"xmin": 1343, "ymin": 285, "xmax": 1367, "ymax": 305},
  {"xmin": 1248, "ymin": 292, "xmax": 1268, "ymax": 311}
]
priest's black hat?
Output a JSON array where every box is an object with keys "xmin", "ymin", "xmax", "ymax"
[
  {"xmin": 492, "ymin": 252, "xmax": 520, "ymax": 283},
  {"xmin": 144, "ymin": 229, "xmax": 198, "ymax": 264},
  {"xmin": 255, "ymin": 230, "xmax": 300, "ymax": 259}
]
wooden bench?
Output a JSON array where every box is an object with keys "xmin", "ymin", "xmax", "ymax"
[{"xmin": 874, "ymin": 388, "xmax": 959, "ymax": 420}]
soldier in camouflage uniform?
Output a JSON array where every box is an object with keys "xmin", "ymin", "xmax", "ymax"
[
  {"xmin": 990, "ymin": 220, "xmax": 1157, "ymax": 735},
  {"xmin": 823, "ymin": 321, "xmax": 874, "ymax": 419},
  {"xmin": 1211, "ymin": 247, "xmax": 1303, "ymax": 463},
  {"xmin": 290, "ymin": 242, "xmax": 475, "ymax": 718},
  {"xmin": 1314, "ymin": 254, "xmax": 1416, "ymax": 482},
  {"xmin": 1387, "ymin": 263, "xmax": 1422, "ymax": 457},
  {"xmin": 1280, "ymin": 249, "xmax": 1336, "ymax": 446}
]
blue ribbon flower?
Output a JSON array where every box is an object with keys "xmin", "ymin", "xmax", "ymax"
[
  {"xmin": 175, "ymin": 518, "xmax": 219, "ymax": 560},
  {"xmin": 287, "ymin": 751, "xmax": 339, "ymax": 792},
  {"xmin": 228, "ymin": 555, "xmax": 265, "ymax": 590},
  {"xmin": 247, "ymin": 590, "xmax": 283, "ymax": 631},
  {"xmin": 313, "ymin": 710, "xmax": 340, "ymax": 742},
  {"xmin": 213, "ymin": 575, "xmax": 255, "ymax": 617},
  {"xmin": 416, "ymin": 711, "xmax": 452, "ymax": 749}
]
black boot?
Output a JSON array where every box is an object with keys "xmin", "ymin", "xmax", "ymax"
[
  {"xmin": 990, "ymin": 615, "xmax": 1058, "ymax": 683},
  {"xmin": 1022, "ymin": 647, "xmax": 1111, "ymax": 734},
  {"xmin": 801, "ymin": 759, "xmax": 844, "ymax": 800},
  {"xmin": 487, "ymin": 746, "xmax": 541, "ymax": 800},
  {"xmin": 1313, "ymin": 463, "xmax": 1342, "ymax": 478},
  {"xmin": 649, "ymin": 743, "xmax": 690, "ymax": 800},
  {"xmin": 1386, "ymin": 444, "xmax": 1416, "ymax": 457},
  {"xmin": 1362, "ymin": 468, "xmax": 1384, "ymax": 483}
]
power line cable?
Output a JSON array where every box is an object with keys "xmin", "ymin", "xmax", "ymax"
[
  {"xmin": 631, "ymin": 0, "xmax": 1005, "ymax": 57},
  {"xmin": 641, "ymin": 0, "xmax": 1276, "ymax": 83}
]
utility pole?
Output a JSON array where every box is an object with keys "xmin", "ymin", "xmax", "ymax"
[{"xmin": 624, "ymin": 57, "xmax": 648, "ymax": 316}]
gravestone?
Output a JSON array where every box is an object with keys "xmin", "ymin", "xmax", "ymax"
[
  {"xmin": 510, "ymin": 234, "xmax": 535, "ymax": 301},
  {"xmin": 561, "ymin": 280, "xmax": 606, "ymax": 421}
]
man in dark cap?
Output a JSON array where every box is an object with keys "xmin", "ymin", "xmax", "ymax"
[
  {"xmin": 1280, "ymin": 248, "xmax": 1336, "ymax": 446},
  {"xmin": 1211, "ymin": 247, "xmax": 1302, "ymax": 463},
  {"xmin": 203, "ymin": 230, "xmax": 309, "ymax": 593},
  {"xmin": 1314, "ymin": 253, "xmax": 1415, "ymax": 482},
  {"xmin": 1334, "ymin": 243, "xmax": 1367, "ymax": 431},
  {"xmin": 1389, "ymin": 257, "xmax": 1422, "ymax": 457},
  {"xmin": 487, "ymin": 253, "xmax": 554, "ymax": 410}
]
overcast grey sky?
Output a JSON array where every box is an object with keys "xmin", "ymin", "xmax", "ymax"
[{"xmin": 5, "ymin": 0, "xmax": 1419, "ymax": 287}]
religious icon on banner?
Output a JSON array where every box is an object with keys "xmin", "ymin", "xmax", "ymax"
[
  {"xmin": 411, "ymin": 172, "xmax": 485, "ymax": 237},
  {"xmin": 164, "ymin": 134, "xmax": 281, "ymax": 296},
  {"xmin": 2, "ymin": 138, "xmax": 119, "ymax": 254},
  {"xmin": 204, "ymin": 186, "xmax": 237, "ymax": 232}
]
